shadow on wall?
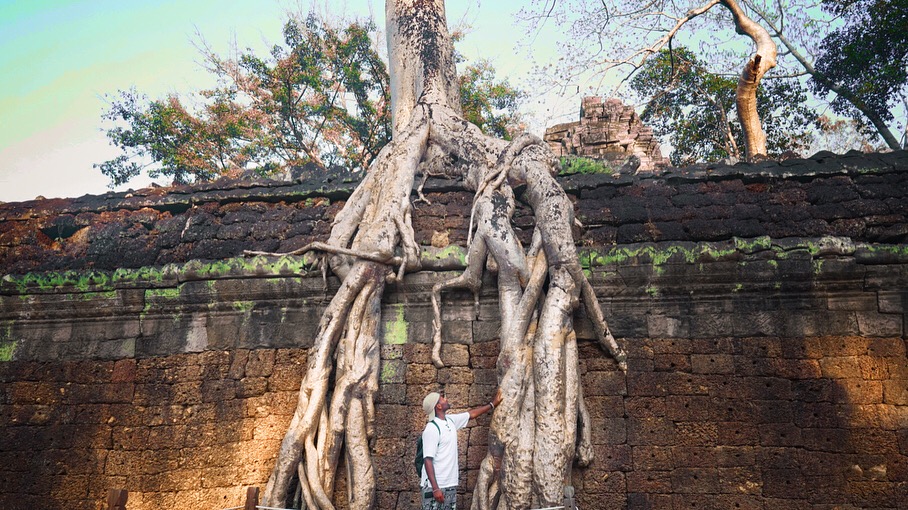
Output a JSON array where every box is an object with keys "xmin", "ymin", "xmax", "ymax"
[
  {"xmin": 571, "ymin": 333, "xmax": 908, "ymax": 509},
  {"xmin": 0, "ymin": 349, "xmax": 308, "ymax": 510}
]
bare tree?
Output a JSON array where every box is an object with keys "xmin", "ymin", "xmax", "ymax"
[
  {"xmin": 522, "ymin": 0, "xmax": 779, "ymax": 160},
  {"xmin": 741, "ymin": 0, "xmax": 904, "ymax": 150},
  {"xmin": 253, "ymin": 1, "xmax": 626, "ymax": 509}
]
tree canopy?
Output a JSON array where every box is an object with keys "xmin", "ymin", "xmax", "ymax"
[
  {"xmin": 97, "ymin": 14, "xmax": 523, "ymax": 186},
  {"xmin": 812, "ymin": 0, "xmax": 908, "ymax": 143},
  {"xmin": 631, "ymin": 48, "xmax": 814, "ymax": 165},
  {"xmin": 522, "ymin": 0, "xmax": 907, "ymax": 158}
]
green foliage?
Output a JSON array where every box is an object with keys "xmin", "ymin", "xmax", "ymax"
[
  {"xmin": 98, "ymin": 14, "xmax": 523, "ymax": 187},
  {"xmin": 813, "ymin": 0, "xmax": 908, "ymax": 129},
  {"xmin": 558, "ymin": 156, "xmax": 615, "ymax": 176},
  {"xmin": 631, "ymin": 48, "xmax": 815, "ymax": 166},
  {"xmin": 97, "ymin": 90, "xmax": 232, "ymax": 185},
  {"xmin": 458, "ymin": 60, "xmax": 524, "ymax": 140},
  {"xmin": 98, "ymin": 14, "xmax": 388, "ymax": 186}
]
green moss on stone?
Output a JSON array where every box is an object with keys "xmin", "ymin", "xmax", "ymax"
[
  {"xmin": 0, "ymin": 341, "xmax": 16, "ymax": 362},
  {"xmin": 380, "ymin": 361, "xmax": 399, "ymax": 384},
  {"xmin": 6, "ymin": 271, "xmax": 112, "ymax": 293},
  {"xmin": 383, "ymin": 304, "xmax": 408, "ymax": 345},
  {"xmin": 68, "ymin": 290, "xmax": 118, "ymax": 301},
  {"xmin": 559, "ymin": 156, "xmax": 616, "ymax": 175},
  {"xmin": 863, "ymin": 244, "xmax": 908, "ymax": 256},
  {"xmin": 145, "ymin": 287, "xmax": 182, "ymax": 300},
  {"xmin": 734, "ymin": 236, "xmax": 772, "ymax": 253},
  {"xmin": 112, "ymin": 266, "xmax": 168, "ymax": 284},
  {"xmin": 232, "ymin": 301, "xmax": 255, "ymax": 312}
]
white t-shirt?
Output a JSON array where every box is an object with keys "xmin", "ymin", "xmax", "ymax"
[{"xmin": 420, "ymin": 413, "xmax": 469, "ymax": 489}]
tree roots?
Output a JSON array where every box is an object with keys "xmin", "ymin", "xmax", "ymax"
[{"xmin": 260, "ymin": 100, "xmax": 625, "ymax": 509}]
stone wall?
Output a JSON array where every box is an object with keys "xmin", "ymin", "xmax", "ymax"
[
  {"xmin": 544, "ymin": 97, "xmax": 670, "ymax": 173},
  {"xmin": 1, "ymin": 152, "xmax": 907, "ymax": 509}
]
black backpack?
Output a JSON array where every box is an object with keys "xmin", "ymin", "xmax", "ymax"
[{"xmin": 414, "ymin": 421, "xmax": 441, "ymax": 478}]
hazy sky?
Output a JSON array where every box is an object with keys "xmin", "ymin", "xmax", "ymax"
[{"xmin": 0, "ymin": 0, "xmax": 580, "ymax": 202}]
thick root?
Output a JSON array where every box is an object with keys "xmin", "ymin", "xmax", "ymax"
[
  {"xmin": 263, "ymin": 96, "xmax": 625, "ymax": 510},
  {"xmin": 426, "ymin": 128, "xmax": 625, "ymax": 510}
]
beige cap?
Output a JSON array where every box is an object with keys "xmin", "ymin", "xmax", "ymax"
[{"xmin": 422, "ymin": 392, "xmax": 441, "ymax": 419}]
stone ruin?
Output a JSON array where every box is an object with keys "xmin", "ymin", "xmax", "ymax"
[
  {"xmin": 545, "ymin": 96, "xmax": 669, "ymax": 174},
  {"xmin": 1, "ymin": 151, "xmax": 908, "ymax": 509}
]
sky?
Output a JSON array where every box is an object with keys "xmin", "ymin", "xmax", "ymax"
[{"xmin": 0, "ymin": 0, "xmax": 585, "ymax": 203}]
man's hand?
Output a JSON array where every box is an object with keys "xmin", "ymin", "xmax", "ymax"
[
  {"xmin": 491, "ymin": 388, "xmax": 503, "ymax": 408},
  {"xmin": 468, "ymin": 387, "xmax": 505, "ymax": 419},
  {"xmin": 433, "ymin": 487, "xmax": 445, "ymax": 503}
]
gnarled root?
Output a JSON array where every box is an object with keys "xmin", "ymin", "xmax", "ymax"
[
  {"xmin": 429, "ymin": 126, "xmax": 625, "ymax": 509},
  {"xmin": 263, "ymin": 261, "xmax": 381, "ymax": 509},
  {"xmin": 263, "ymin": 96, "xmax": 624, "ymax": 509},
  {"xmin": 262, "ymin": 106, "xmax": 430, "ymax": 510}
]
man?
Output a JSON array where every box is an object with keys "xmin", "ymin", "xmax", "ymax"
[{"xmin": 420, "ymin": 388, "xmax": 503, "ymax": 510}]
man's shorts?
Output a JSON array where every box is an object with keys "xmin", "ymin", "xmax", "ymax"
[{"xmin": 421, "ymin": 486, "xmax": 457, "ymax": 510}]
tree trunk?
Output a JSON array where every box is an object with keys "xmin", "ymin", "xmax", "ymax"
[
  {"xmin": 721, "ymin": 0, "xmax": 777, "ymax": 160},
  {"xmin": 260, "ymin": 1, "xmax": 626, "ymax": 508},
  {"xmin": 742, "ymin": 0, "xmax": 903, "ymax": 151}
]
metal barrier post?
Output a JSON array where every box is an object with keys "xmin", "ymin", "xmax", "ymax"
[
  {"xmin": 244, "ymin": 487, "xmax": 259, "ymax": 510},
  {"xmin": 107, "ymin": 488, "xmax": 128, "ymax": 510},
  {"xmin": 562, "ymin": 485, "xmax": 575, "ymax": 510}
]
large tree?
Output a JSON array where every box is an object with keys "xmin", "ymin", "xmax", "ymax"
[
  {"xmin": 525, "ymin": 0, "xmax": 906, "ymax": 155},
  {"xmin": 741, "ymin": 0, "xmax": 907, "ymax": 150},
  {"xmin": 631, "ymin": 47, "xmax": 814, "ymax": 165},
  {"xmin": 253, "ymin": 1, "xmax": 626, "ymax": 509},
  {"xmin": 97, "ymin": 14, "xmax": 523, "ymax": 186},
  {"xmin": 98, "ymin": 16, "xmax": 389, "ymax": 186},
  {"xmin": 521, "ymin": 0, "xmax": 779, "ymax": 160}
]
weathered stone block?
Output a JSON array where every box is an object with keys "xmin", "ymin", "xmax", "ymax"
[
  {"xmin": 690, "ymin": 354, "xmax": 734, "ymax": 374},
  {"xmin": 628, "ymin": 417, "xmax": 675, "ymax": 446},
  {"xmin": 440, "ymin": 320, "xmax": 473, "ymax": 345},
  {"xmin": 439, "ymin": 344, "xmax": 470, "ymax": 366},
  {"xmin": 716, "ymin": 422, "xmax": 760, "ymax": 445},
  {"xmin": 689, "ymin": 314, "xmax": 734, "ymax": 337},
  {"xmin": 818, "ymin": 355, "xmax": 863, "ymax": 379},
  {"xmin": 404, "ymin": 363, "xmax": 436, "ymax": 385},
  {"xmin": 856, "ymin": 312, "xmax": 904, "ymax": 337},
  {"xmin": 801, "ymin": 427, "xmax": 853, "ymax": 453},
  {"xmin": 626, "ymin": 480, "xmax": 673, "ymax": 504},
  {"xmin": 584, "ymin": 370, "xmax": 627, "ymax": 396},
  {"xmin": 828, "ymin": 294, "xmax": 878, "ymax": 311},
  {"xmin": 877, "ymin": 291, "xmax": 905, "ymax": 314},
  {"xmin": 758, "ymin": 423, "xmax": 802, "ymax": 447},
  {"xmin": 674, "ymin": 421, "xmax": 718, "ymax": 447},
  {"xmin": 436, "ymin": 367, "xmax": 473, "ymax": 385},
  {"xmin": 590, "ymin": 417, "xmax": 628, "ymax": 445},
  {"xmin": 664, "ymin": 395, "xmax": 710, "ymax": 421},
  {"xmin": 631, "ymin": 446, "xmax": 674, "ymax": 471},
  {"xmin": 867, "ymin": 338, "xmax": 907, "ymax": 358},
  {"xmin": 670, "ymin": 467, "xmax": 719, "ymax": 493},
  {"xmin": 471, "ymin": 320, "xmax": 500, "ymax": 343},
  {"xmin": 379, "ymin": 359, "xmax": 407, "ymax": 384},
  {"xmin": 646, "ymin": 315, "xmax": 688, "ymax": 338},
  {"xmin": 732, "ymin": 312, "xmax": 783, "ymax": 336},
  {"xmin": 244, "ymin": 350, "xmax": 275, "ymax": 378},
  {"xmin": 832, "ymin": 378, "xmax": 883, "ymax": 404},
  {"xmin": 882, "ymin": 379, "xmax": 908, "ymax": 405}
]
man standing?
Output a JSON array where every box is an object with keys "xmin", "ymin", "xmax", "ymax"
[{"xmin": 420, "ymin": 388, "xmax": 503, "ymax": 510}]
